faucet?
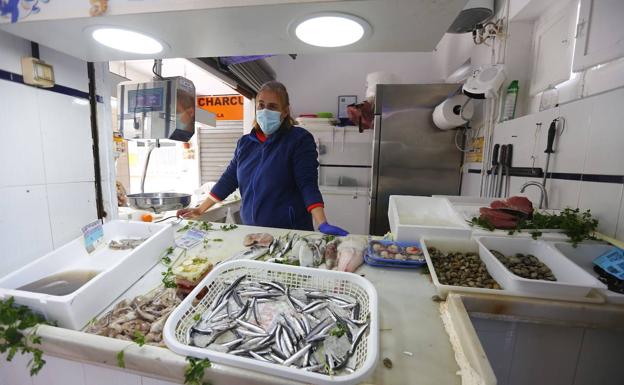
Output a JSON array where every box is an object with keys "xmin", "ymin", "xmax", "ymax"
[{"xmin": 520, "ymin": 181, "xmax": 548, "ymax": 209}]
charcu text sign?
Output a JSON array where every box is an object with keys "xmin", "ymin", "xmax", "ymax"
[{"xmin": 197, "ymin": 95, "xmax": 244, "ymax": 120}]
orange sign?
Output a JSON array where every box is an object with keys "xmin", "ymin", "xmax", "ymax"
[{"xmin": 197, "ymin": 94, "xmax": 244, "ymax": 121}]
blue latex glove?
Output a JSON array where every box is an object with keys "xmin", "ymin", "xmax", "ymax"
[{"xmin": 319, "ymin": 222, "xmax": 349, "ymax": 236}]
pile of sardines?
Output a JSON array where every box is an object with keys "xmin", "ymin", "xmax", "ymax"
[{"xmin": 186, "ymin": 274, "xmax": 369, "ymax": 375}]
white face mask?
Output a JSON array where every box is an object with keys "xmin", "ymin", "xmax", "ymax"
[{"xmin": 256, "ymin": 109, "xmax": 282, "ymax": 135}]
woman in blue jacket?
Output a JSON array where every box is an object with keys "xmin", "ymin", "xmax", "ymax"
[{"xmin": 177, "ymin": 81, "xmax": 347, "ymax": 235}]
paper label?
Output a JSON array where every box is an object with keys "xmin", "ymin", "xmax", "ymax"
[
  {"xmin": 176, "ymin": 228, "xmax": 206, "ymax": 249},
  {"xmin": 593, "ymin": 248, "xmax": 624, "ymax": 280},
  {"xmin": 82, "ymin": 220, "xmax": 104, "ymax": 253}
]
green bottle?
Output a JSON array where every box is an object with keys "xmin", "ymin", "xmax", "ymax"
[{"xmin": 501, "ymin": 80, "xmax": 519, "ymax": 121}]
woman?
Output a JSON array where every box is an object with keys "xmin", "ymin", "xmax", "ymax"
[{"xmin": 177, "ymin": 81, "xmax": 347, "ymax": 236}]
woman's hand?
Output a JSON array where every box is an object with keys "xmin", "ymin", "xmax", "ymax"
[
  {"xmin": 319, "ymin": 222, "xmax": 349, "ymax": 236},
  {"xmin": 176, "ymin": 207, "xmax": 203, "ymax": 219}
]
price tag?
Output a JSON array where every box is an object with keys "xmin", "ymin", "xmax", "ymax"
[
  {"xmin": 593, "ymin": 248, "xmax": 624, "ymax": 280},
  {"xmin": 82, "ymin": 220, "xmax": 104, "ymax": 253},
  {"xmin": 176, "ymin": 229, "xmax": 206, "ymax": 249}
]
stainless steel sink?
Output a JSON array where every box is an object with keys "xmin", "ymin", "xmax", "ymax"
[{"xmin": 127, "ymin": 192, "xmax": 191, "ymax": 213}]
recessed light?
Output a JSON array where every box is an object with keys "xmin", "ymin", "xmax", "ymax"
[
  {"xmin": 92, "ymin": 28, "xmax": 163, "ymax": 54},
  {"xmin": 293, "ymin": 13, "xmax": 370, "ymax": 47}
]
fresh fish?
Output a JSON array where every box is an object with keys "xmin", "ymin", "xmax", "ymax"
[
  {"xmin": 236, "ymin": 319, "xmax": 265, "ymax": 334},
  {"xmin": 283, "ymin": 343, "xmax": 312, "ymax": 366},
  {"xmin": 186, "ymin": 275, "xmax": 368, "ymax": 376}
]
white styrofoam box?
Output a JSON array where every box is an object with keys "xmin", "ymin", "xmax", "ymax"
[
  {"xmin": 552, "ymin": 242, "xmax": 624, "ymax": 304},
  {"xmin": 46, "ymin": 181, "xmax": 98, "ymax": 248},
  {"xmin": 0, "ymin": 80, "xmax": 46, "ymax": 188},
  {"xmin": 0, "ymin": 220, "xmax": 174, "ymax": 330},
  {"xmin": 0, "ymin": 185, "xmax": 54, "ymax": 279},
  {"xmin": 37, "ymin": 90, "xmax": 95, "ymax": 184},
  {"xmin": 164, "ymin": 260, "xmax": 378, "ymax": 385},
  {"xmin": 39, "ymin": 45, "xmax": 88, "ymax": 93},
  {"xmin": 421, "ymin": 238, "xmax": 504, "ymax": 298},
  {"xmin": 434, "ymin": 195, "xmax": 494, "ymax": 206},
  {"xmin": 388, "ymin": 196, "xmax": 471, "ymax": 241},
  {"xmin": 578, "ymin": 181, "xmax": 623, "ymax": 237},
  {"xmin": 421, "ymin": 237, "xmax": 603, "ymax": 303},
  {"xmin": 476, "ymin": 236, "xmax": 606, "ymax": 298},
  {"xmin": 584, "ymin": 88, "xmax": 624, "ymax": 175}
]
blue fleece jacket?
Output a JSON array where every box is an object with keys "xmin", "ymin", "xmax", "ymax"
[{"xmin": 210, "ymin": 125, "xmax": 323, "ymax": 231}]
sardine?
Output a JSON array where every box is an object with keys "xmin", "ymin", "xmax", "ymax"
[
  {"xmin": 283, "ymin": 343, "xmax": 312, "ymax": 366},
  {"xmin": 236, "ymin": 319, "xmax": 266, "ymax": 334},
  {"xmin": 348, "ymin": 322, "xmax": 369, "ymax": 355}
]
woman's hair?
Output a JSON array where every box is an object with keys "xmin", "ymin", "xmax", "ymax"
[{"xmin": 253, "ymin": 81, "xmax": 296, "ymax": 131}]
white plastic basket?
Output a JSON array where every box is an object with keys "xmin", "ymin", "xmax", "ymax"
[{"xmin": 163, "ymin": 260, "xmax": 379, "ymax": 385}]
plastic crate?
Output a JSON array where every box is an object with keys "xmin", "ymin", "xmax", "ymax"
[{"xmin": 163, "ymin": 260, "xmax": 378, "ymax": 385}]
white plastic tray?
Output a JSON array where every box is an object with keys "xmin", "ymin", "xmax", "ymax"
[
  {"xmin": 0, "ymin": 220, "xmax": 173, "ymax": 329},
  {"xmin": 552, "ymin": 242, "xmax": 624, "ymax": 304},
  {"xmin": 163, "ymin": 260, "xmax": 379, "ymax": 385},
  {"xmin": 476, "ymin": 237, "xmax": 606, "ymax": 298},
  {"xmin": 421, "ymin": 238, "xmax": 605, "ymax": 303},
  {"xmin": 388, "ymin": 196, "xmax": 471, "ymax": 241}
]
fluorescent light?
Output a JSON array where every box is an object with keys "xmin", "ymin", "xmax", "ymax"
[
  {"xmin": 294, "ymin": 14, "xmax": 369, "ymax": 47},
  {"xmin": 92, "ymin": 28, "xmax": 163, "ymax": 54}
]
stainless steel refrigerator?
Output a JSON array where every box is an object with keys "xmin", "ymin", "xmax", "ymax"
[{"xmin": 369, "ymin": 84, "xmax": 463, "ymax": 235}]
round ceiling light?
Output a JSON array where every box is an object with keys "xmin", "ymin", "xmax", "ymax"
[
  {"xmin": 294, "ymin": 14, "xmax": 370, "ymax": 47},
  {"xmin": 92, "ymin": 28, "xmax": 163, "ymax": 54}
]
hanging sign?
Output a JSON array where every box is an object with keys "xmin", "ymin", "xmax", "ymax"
[{"xmin": 197, "ymin": 94, "xmax": 244, "ymax": 121}]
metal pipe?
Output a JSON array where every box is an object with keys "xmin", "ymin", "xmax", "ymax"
[
  {"xmin": 140, "ymin": 139, "xmax": 160, "ymax": 194},
  {"xmin": 520, "ymin": 181, "xmax": 548, "ymax": 209}
]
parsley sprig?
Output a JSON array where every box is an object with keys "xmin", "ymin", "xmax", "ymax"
[
  {"xmin": 185, "ymin": 357, "xmax": 212, "ymax": 385},
  {"xmin": 469, "ymin": 208, "xmax": 598, "ymax": 246},
  {"xmin": 0, "ymin": 297, "xmax": 48, "ymax": 376}
]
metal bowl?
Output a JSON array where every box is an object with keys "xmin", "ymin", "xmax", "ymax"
[{"xmin": 127, "ymin": 192, "xmax": 192, "ymax": 213}]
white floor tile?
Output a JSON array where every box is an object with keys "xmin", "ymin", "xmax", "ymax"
[
  {"xmin": 0, "ymin": 185, "xmax": 54, "ymax": 279},
  {"xmin": 46, "ymin": 182, "xmax": 98, "ymax": 248},
  {"xmin": 83, "ymin": 364, "xmax": 141, "ymax": 385},
  {"xmin": 583, "ymin": 88, "xmax": 624, "ymax": 175},
  {"xmin": 578, "ymin": 181, "xmax": 623, "ymax": 237},
  {"xmin": 37, "ymin": 90, "xmax": 95, "ymax": 185},
  {"xmin": 0, "ymin": 80, "xmax": 46, "ymax": 188},
  {"xmin": 32, "ymin": 356, "xmax": 86, "ymax": 385},
  {"xmin": 0, "ymin": 353, "xmax": 35, "ymax": 385}
]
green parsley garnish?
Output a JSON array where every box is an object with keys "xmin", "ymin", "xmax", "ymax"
[
  {"xmin": 0, "ymin": 297, "xmax": 48, "ymax": 376},
  {"xmin": 184, "ymin": 357, "xmax": 212, "ymax": 385}
]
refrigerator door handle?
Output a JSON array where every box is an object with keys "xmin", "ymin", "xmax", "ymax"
[{"xmin": 370, "ymin": 115, "xmax": 382, "ymax": 200}]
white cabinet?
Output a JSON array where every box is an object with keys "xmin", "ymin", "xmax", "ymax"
[
  {"xmin": 573, "ymin": 0, "xmax": 624, "ymax": 71},
  {"xmin": 320, "ymin": 187, "xmax": 369, "ymax": 235},
  {"xmin": 529, "ymin": 1, "xmax": 577, "ymax": 94}
]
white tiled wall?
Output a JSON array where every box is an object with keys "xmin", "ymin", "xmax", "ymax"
[
  {"xmin": 0, "ymin": 30, "xmax": 99, "ymax": 278},
  {"xmin": 461, "ymin": 86, "xmax": 624, "ymax": 238},
  {"xmin": 0, "ymin": 355, "xmax": 183, "ymax": 385},
  {"xmin": 473, "ymin": 318, "xmax": 624, "ymax": 385}
]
